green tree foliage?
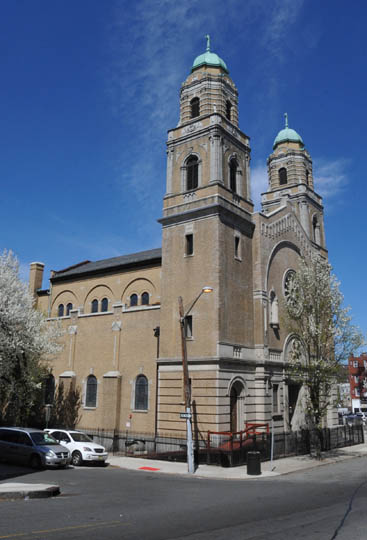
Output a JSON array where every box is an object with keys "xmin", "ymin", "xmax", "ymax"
[{"xmin": 284, "ymin": 256, "xmax": 364, "ymax": 452}]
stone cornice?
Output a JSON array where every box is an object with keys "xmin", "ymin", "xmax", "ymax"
[{"xmin": 159, "ymin": 201, "xmax": 254, "ymax": 237}]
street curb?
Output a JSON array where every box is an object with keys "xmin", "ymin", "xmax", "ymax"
[{"xmin": 0, "ymin": 484, "xmax": 60, "ymax": 500}]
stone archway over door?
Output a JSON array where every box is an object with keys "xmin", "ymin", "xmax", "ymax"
[{"xmin": 230, "ymin": 381, "xmax": 245, "ymax": 432}]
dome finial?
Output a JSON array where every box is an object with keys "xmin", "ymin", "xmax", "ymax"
[
  {"xmin": 284, "ymin": 112, "xmax": 288, "ymax": 129},
  {"xmin": 205, "ymin": 34, "xmax": 211, "ymax": 52}
]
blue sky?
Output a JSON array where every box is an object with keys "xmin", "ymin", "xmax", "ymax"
[{"xmin": 1, "ymin": 0, "xmax": 366, "ymax": 336}]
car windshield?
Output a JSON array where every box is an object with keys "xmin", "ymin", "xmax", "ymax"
[
  {"xmin": 30, "ymin": 432, "xmax": 59, "ymax": 445},
  {"xmin": 70, "ymin": 433, "xmax": 93, "ymax": 443}
]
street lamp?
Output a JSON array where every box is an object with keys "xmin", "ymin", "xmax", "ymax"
[{"xmin": 178, "ymin": 286, "xmax": 213, "ymax": 474}]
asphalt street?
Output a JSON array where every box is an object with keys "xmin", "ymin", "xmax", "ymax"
[{"xmin": 0, "ymin": 457, "xmax": 366, "ymax": 540}]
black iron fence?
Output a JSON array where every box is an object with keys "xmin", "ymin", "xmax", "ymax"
[{"xmin": 81, "ymin": 424, "xmax": 364, "ymax": 468}]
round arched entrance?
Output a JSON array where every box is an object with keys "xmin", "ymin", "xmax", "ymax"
[{"xmin": 229, "ymin": 379, "xmax": 245, "ymax": 432}]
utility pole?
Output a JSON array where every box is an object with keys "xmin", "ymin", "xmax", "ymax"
[{"xmin": 178, "ymin": 287, "xmax": 213, "ymax": 474}]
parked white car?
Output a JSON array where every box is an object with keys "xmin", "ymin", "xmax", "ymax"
[{"xmin": 45, "ymin": 429, "xmax": 108, "ymax": 466}]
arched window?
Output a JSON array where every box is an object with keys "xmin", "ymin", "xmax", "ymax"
[
  {"xmin": 58, "ymin": 304, "xmax": 64, "ymax": 317},
  {"xmin": 305, "ymin": 169, "xmax": 309, "ymax": 185},
  {"xmin": 186, "ymin": 155, "xmax": 198, "ymax": 191},
  {"xmin": 226, "ymin": 100, "xmax": 232, "ymax": 121},
  {"xmin": 279, "ymin": 167, "xmax": 287, "ymax": 185},
  {"xmin": 141, "ymin": 292, "xmax": 149, "ymax": 305},
  {"xmin": 66, "ymin": 303, "xmax": 73, "ymax": 316},
  {"xmin": 85, "ymin": 375, "xmax": 97, "ymax": 407},
  {"xmin": 284, "ymin": 270, "xmax": 300, "ymax": 314},
  {"xmin": 101, "ymin": 298, "xmax": 108, "ymax": 312},
  {"xmin": 284, "ymin": 270, "xmax": 296, "ymax": 300},
  {"xmin": 91, "ymin": 299, "xmax": 98, "ymax": 313},
  {"xmin": 229, "ymin": 158, "xmax": 238, "ymax": 192},
  {"xmin": 44, "ymin": 374, "xmax": 55, "ymax": 405},
  {"xmin": 135, "ymin": 375, "xmax": 148, "ymax": 410},
  {"xmin": 190, "ymin": 97, "xmax": 200, "ymax": 118},
  {"xmin": 130, "ymin": 294, "xmax": 138, "ymax": 307}
]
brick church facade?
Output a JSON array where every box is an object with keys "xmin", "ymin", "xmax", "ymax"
[{"xmin": 30, "ymin": 42, "xmax": 335, "ymax": 441}]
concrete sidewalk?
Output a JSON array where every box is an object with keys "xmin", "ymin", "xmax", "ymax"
[
  {"xmin": 0, "ymin": 482, "xmax": 60, "ymax": 500},
  {"xmin": 108, "ymin": 443, "xmax": 367, "ymax": 480},
  {"xmin": 1, "ymin": 443, "xmax": 366, "ymax": 499}
]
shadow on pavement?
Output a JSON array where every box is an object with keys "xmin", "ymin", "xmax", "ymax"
[
  {"xmin": 0, "ymin": 461, "xmax": 75, "ymax": 481},
  {"xmin": 0, "ymin": 461, "xmax": 39, "ymax": 482}
]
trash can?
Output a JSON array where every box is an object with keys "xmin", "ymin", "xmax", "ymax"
[{"xmin": 247, "ymin": 451, "xmax": 261, "ymax": 475}]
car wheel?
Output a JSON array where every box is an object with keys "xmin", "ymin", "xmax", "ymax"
[
  {"xmin": 30, "ymin": 454, "xmax": 42, "ymax": 469},
  {"xmin": 72, "ymin": 451, "xmax": 83, "ymax": 466}
]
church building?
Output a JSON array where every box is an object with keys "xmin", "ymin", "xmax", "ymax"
[{"xmin": 30, "ymin": 41, "xmax": 333, "ymax": 442}]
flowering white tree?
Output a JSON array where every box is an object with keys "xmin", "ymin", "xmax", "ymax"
[
  {"xmin": 284, "ymin": 255, "xmax": 364, "ymax": 446},
  {"xmin": 0, "ymin": 250, "xmax": 62, "ymax": 425}
]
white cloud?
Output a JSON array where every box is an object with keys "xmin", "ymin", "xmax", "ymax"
[
  {"xmin": 313, "ymin": 158, "xmax": 350, "ymax": 200},
  {"xmin": 260, "ymin": 0, "xmax": 305, "ymax": 61},
  {"xmin": 251, "ymin": 164, "xmax": 268, "ymax": 211},
  {"xmin": 106, "ymin": 0, "xmax": 306, "ymax": 210}
]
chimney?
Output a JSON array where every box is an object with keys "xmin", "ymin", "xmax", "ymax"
[{"xmin": 29, "ymin": 262, "xmax": 45, "ymax": 300}]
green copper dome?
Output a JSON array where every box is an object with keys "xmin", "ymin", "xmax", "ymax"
[
  {"xmin": 191, "ymin": 35, "xmax": 229, "ymax": 73},
  {"xmin": 273, "ymin": 113, "xmax": 304, "ymax": 149}
]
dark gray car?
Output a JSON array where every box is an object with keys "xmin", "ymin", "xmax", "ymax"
[{"xmin": 0, "ymin": 427, "xmax": 71, "ymax": 468}]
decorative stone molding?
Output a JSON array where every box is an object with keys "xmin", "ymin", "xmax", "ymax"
[
  {"xmin": 103, "ymin": 371, "xmax": 121, "ymax": 378},
  {"xmin": 68, "ymin": 325, "xmax": 77, "ymax": 335},
  {"xmin": 233, "ymin": 346, "xmax": 241, "ymax": 358},
  {"xmin": 111, "ymin": 321, "xmax": 121, "ymax": 332},
  {"xmin": 210, "ymin": 114, "xmax": 222, "ymax": 125},
  {"xmin": 269, "ymin": 351, "xmax": 281, "ymax": 362},
  {"xmin": 181, "ymin": 121, "xmax": 202, "ymax": 135},
  {"xmin": 260, "ymin": 213, "xmax": 311, "ymax": 257},
  {"xmin": 59, "ymin": 371, "xmax": 76, "ymax": 378},
  {"xmin": 183, "ymin": 191, "xmax": 197, "ymax": 201}
]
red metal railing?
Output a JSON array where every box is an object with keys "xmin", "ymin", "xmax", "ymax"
[{"xmin": 207, "ymin": 423, "xmax": 269, "ymax": 453}]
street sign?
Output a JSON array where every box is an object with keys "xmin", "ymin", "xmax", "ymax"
[{"xmin": 180, "ymin": 412, "xmax": 192, "ymax": 419}]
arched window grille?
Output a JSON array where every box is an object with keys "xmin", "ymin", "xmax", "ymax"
[
  {"xmin": 141, "ymin": 292, "xmax": 149, "ymax": 305},
  {"xmin": 101, "ymin": 298, "xmax": 108, "ymax": 312},
  {"xmin": 229, "ymin": 158, "xmax": 238, "ymax": 192},
  {"xmin": 91, "ymin": 299, "xmax": 98, "ymax": 313},
  {"xmin": 66, "ymin": 303, "xmax": 73, "ymax": 316},
  {"xmin": 44, "ymin": 374, "xmax": 55, "ymax": 404},
  {"xmin": 279, "ymin": 167, "xmax": 287, "ymax": 185},
  {"xmin": 130, "ymin": 294, "xmax": 138, "ymax": 307},
  {"xmin": 186, "ymin": 155, "xmax": 199, "ymax": 191},
  {"xmin": 190, "ymin": 97, "xmax": 200, "ymax": 118},
  {"xmin": 135, "ymin": 375, "xmax": 148, "ymax": 410},
  {"xmin": 226, "ymin": 100, "xmax": 232, "ymax": 121},
  {"xmin": 85, "ymin": 375, "xmax": 97, "ymax": 407},
  {"xmin": 58, "ymin": 304, "xmax": 64, "ymax": 317}
]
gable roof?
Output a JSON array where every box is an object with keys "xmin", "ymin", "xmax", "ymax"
[{"xmin": 51, "ymin": 248, "xmax": 162, "ymax": 282}]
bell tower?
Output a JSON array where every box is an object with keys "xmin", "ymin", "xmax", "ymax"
[
  {"xmin": 165, "ymin": 35, "xmax": 252, "ymax": 204},
  {"xmin": 262, "ymin": 113, "xmax": 326, "ymax": 249},
  {"xmin": 158, "ymin": 38, "xmax": 255, "ymax": 435}
]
